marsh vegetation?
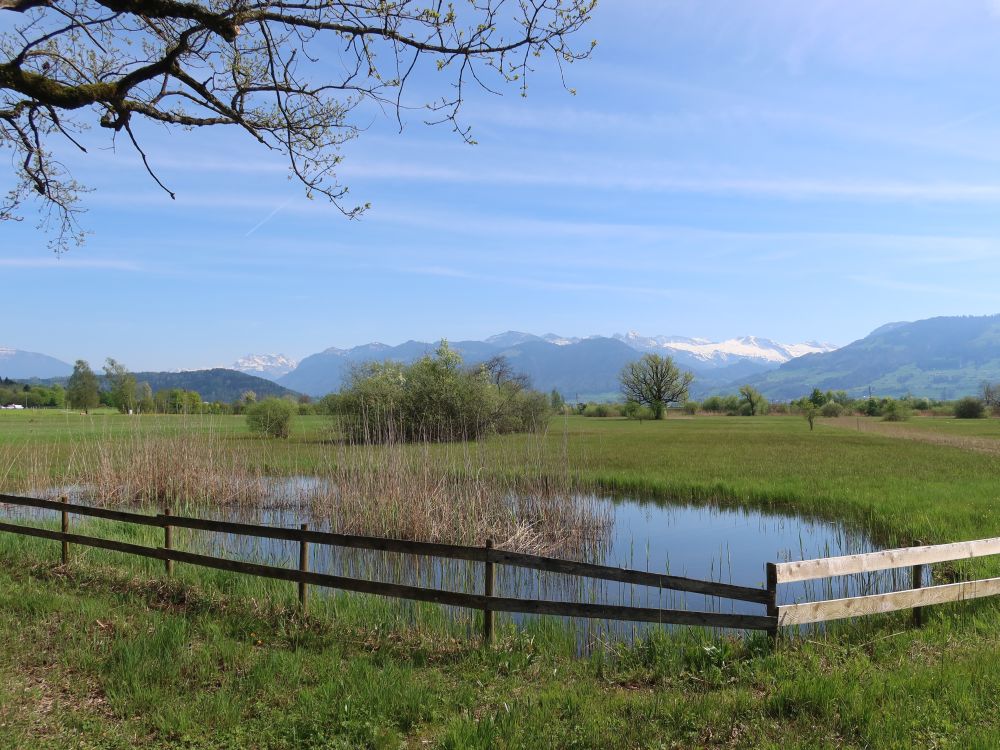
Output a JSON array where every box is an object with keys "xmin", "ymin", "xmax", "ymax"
[{"xmin": 4, "ymin": 410, "xmax": 1000, "ymax": 746}]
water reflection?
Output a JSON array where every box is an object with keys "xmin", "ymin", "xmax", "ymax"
[{"xmin": 3, "ymin": 481, "xmax": 913, "ymax": 647}]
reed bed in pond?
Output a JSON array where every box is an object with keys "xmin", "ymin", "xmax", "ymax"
[{"xmin": 0, "ymin": 415, "xmax": 611, "ymax": 559}]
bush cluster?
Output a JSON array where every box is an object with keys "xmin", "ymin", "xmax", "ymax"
[
  {"xmin": 246, "ymin": 398, "xmax": 297, "ymax": 438},
  {"xmin": 954, "ymin": 396, "xmax": 986, "ymax": 419},
  {"xmin": 332, "ymin": 342, "xmax": 549, "ymax": 443}
]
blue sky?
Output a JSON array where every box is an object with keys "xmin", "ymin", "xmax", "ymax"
[{"xmin": 5, "ymin": 0, "xmax": 1000, "ymax": 370}]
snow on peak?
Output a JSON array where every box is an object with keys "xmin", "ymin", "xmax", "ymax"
[
  {"xmin": 232, "ymin": 353, "xmax": 298, "ymax": 378},
  {"xmin": 542, "ymin": 333, "xmax": 580, "ymax": 346},
  {"xmin": 614, "ymin": 332, "xmax": 838, "ymax": 365}
]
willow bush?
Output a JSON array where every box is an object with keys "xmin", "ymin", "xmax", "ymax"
[{"xmin": 333, "ymin": 342, "xmax": 549, "ymax": 443}]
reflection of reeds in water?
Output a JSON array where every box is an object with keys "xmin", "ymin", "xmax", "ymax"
[
  {"xmin": 310, "ymin": 438, "xmax": 610, "ymax": 559},
  {"xmin": 2, "ymin": 416, "xmax": 612, "ymax": 560}
]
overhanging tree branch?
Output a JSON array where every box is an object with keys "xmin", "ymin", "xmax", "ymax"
[{"xmin": 1, "ymin": 0, "xmax": 597, "ymax": 252}]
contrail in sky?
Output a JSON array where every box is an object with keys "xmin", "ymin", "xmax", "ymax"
[{"xmin": 245, "ymin": 195, "xmax": 295, "ymax": 236}]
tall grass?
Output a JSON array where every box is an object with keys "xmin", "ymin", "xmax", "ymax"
[{"xmin": 0, "ymin": 414, "xmax": 611, "ymax": 558}]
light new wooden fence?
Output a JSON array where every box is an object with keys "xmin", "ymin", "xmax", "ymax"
[
  {"xmin": 768, "ymin": 537, "xmax": 1000, "ymax": 627},
  {"xmin": 0, "ymin": 494, "xmax": 776, "ymax": 641}
]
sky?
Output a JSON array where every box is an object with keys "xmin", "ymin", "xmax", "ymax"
[{"xmin": 5, "ymin": 0, "xmax": 1000, "ymax": 370}]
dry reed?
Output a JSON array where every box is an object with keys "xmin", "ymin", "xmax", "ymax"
[{"xmin": 0, "ymin": 415, "xmax": 611, "ymax": 559}]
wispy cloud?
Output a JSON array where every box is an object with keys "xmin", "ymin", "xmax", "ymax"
[
  {"xmin": 402, "ymin": 264, "xmax": 687, "ymax": 297},
  {"xmin": 341, "ymin": 160, "xmax": 1000, "ymax": 203},
  {"xmin": 846, "ymin": 275, "xmax": 996, "ymax": 298},
  {"xmin": 0, "ymin": 257, "xmax": 144, "ymax": 271}
]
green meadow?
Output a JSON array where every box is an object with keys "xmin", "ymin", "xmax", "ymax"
[{"xmin": 2, "ymin": 410, "xmax": 1000, "ymax": 747}]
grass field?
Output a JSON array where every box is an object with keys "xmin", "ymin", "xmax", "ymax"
[{"xmin": 3, "ymin": 410, "xmax": 1000, "ymax": 747}]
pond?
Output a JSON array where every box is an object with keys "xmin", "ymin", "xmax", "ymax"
[{"xmin": 3, "ymin": 481, "xmax": 913, "ymax": 646}]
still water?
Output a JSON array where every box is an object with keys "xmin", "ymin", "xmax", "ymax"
[{"xmin": 4, "ymin": 481, "xmax": 912, "ymax": 644}]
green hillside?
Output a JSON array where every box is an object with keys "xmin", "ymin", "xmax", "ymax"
[
  {"xmin": 132, "ymin": 369, "xmax": 300, "ymax": 402},
  {"xmin": 746, "ymin": 314, "xmax": 1000, "ymax": 400}
]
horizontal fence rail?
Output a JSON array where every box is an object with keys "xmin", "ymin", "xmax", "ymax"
[
  {"xmin": 773, "ymin": 536, "xmax": 1000, "ymax": 628},
  {"xmin": 778, "ymin": 577, "xmax": 1000, "ymax": 626},
  {"xmin": 773, "ymin": 537, "xmax": 1000, "ymax": 584},
  {"xmin": 0, "ymin": 494, "xmax": 777, "ymax": 638}
]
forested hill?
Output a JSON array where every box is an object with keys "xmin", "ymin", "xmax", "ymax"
[
  {"xmin": 130, "ymin": 369, "xmax": 299, "ymax": 402},
  {"xmin": 743, "ymin": 314, "xmax": 1000, "ymax": 400}
]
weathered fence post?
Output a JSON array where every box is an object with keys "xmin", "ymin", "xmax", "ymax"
[
  {"xmin": 164, "ymin": 506, "xmax": 173, "ymax": 576},
  {"xmin": 912, "ymin": 563, "xmax": 923, "ymax": 627},
  {"xmin": 483, "ymin": 538, "xmax": 495, "ymax": 645},
  {"xmin": 60, "ymin": 495, "xmax": 69, "ymax": 564},
  {"xmin": 765, "ymin": 562, "xmax": 778, "ymax": 642},
  {"xmin": 299, "ymin": 523, "xmax": 309, "ymax": 611}
]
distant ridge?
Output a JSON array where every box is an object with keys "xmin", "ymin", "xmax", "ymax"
[
  {"xmin": 0, "ymin": 348, "xmax": 72, "ymax": 380},
  {"xmin": 278, "ymin": 330, "xmax": 838, "ymax": 398},
  {"xmin": 131, "ymin": 369, "xmax": 299, "ymax": 403},
  {"xmin": 743, "ymin": 314, "xmax": 1000, "ymax": 400}
]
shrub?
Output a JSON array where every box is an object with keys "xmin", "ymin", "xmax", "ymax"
[
  {"xmin": 583, "ymin": 402, "xmax": 627, "ymax": 418},
  {"xmin": 682, "ymin": 401, "xmax": 698, "ymax": 415},
  {"xmin": 820, "ymin": 402, "xmax": 843, "ymax": 418},
  {"xmin": 246, "ymin": 398, "xmax": 297, "ymax": 438},
  {"xmin": 881, "ymin": 399, "xmax": 911, "ymax": 422},
  {"xmin": 701, "ymin": 396, "xmax": 724, "ymax": 413},
  {"xmin": 954, "ymin": 396, "xmax": 986, "ymax": 419},
  {"xmin": 334, "ymin": 342, "xmax": 549, "ymax": 443},
  {"xmin": 623, "ymin": 400, "xmax": 654, "ymax": 420},
  {"xmin": 721, "ymin": 395, "xmax": 741, "ymax": 416}
]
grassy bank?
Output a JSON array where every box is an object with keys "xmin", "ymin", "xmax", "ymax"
[{"xmin": 3, "ymin": 411, "xmax": 1000, "ymax": 747}]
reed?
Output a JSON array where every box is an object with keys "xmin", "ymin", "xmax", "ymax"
[{"xmin": 0, "ymin": 414, "xmax": 611, "ymax": 559}]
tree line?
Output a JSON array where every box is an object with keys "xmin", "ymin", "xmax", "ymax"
[{"xmin": 59, "ymin": 359, "xmax": 266, "ymax": 415}]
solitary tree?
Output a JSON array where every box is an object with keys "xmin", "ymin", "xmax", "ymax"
[
  {"xmin": 103, "ymin": 358, "xmax": 137, "ymax": 413},
  {"xmin": 137, "ymin": 381, "xmax": 154, "ymax": 413},
  {"xmin": 549, "ymin": 389, "xmax": 565, "ymax": 411},
  {"xmin": 0, "ymin": 0, "xmax": 596, "ymax": 252},
  {"xmin": 619, "ymin": 354, "xmax": 694, "ymax": 420},
  {"xmin": 808, "ymin": 388, "xmax": 827, "ymax": 407},
  {"xmin": 982, "ymin": 382, "xmax": 999, "ymax": 409},
  {"xmin": 66, "ymin": 359, "xmax": 99, "ymax": 413},
  {"xmin": 738, "ymin": 384, "xmax": 766, "ymax": 416},
  {"xmin": 804, "ymin": 405, "xmax": 817, "ymax": 431}
]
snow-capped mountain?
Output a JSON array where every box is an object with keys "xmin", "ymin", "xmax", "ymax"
[
  {"xmin": 279, "ymin": 331, "xmax": 840, "ymax": 397},
  {"xmin": 614, "ymin": 331, "xmax": 838, "ymax": 367},
  {"xmin": 231, "ymin": 353, "xmax": 298, "ymax": 379}
]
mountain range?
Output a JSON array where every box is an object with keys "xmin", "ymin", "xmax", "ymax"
[
  {"xmin": 8, "ymin": 314, "xmax": 1000, "ymax": 402},
  {"xmin": 272, "ymin": 332, "xmax": 836, "ymax": 399},
  {"xmin": 0, "ymin": 348, "xmax": 73, "ymax": 380}
]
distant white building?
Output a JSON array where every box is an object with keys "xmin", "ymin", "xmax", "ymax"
[{"xmin": 1, "ymin": 404, "xmax": 25, "ymax": 410}]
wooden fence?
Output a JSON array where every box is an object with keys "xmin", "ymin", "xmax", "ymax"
[
  {"xmin": 0, "ymin": 494, "xmax": 776, "ymax": 641},
  {"xmin": 769, "ymin": 537, "xmax": 1000, "ymax": 627},
  {"xmin": 5, "ymin": 493, "xmax": 997, "ymax": 640}
]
